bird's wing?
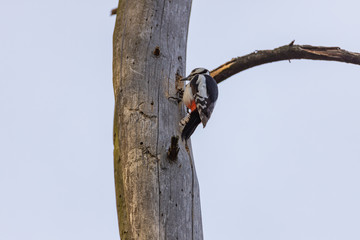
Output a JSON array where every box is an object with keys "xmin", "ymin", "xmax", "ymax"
[{"xmin": 190, "ymin": 75, "xmax": 215, "ymax": 127}]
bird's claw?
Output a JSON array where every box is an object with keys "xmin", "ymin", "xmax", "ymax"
[
  {"xmin": 177, "ymin": 88, "xmax": 184, "ymax": 99},
  {"xmin": 179, "ymin": 114, "xmax": 191, "ymax": 127},
  {"xmin": 168, "ymin": 89, "xmax": 184, "ymax": 103},
  {"xmin": 168, "ymin": 96, "xmax": 182, "ymax": 103}
]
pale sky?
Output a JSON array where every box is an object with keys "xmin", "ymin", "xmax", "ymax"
[{"xmin": 2, "ymin": 0, "xmax": 360, "ymax": 239}]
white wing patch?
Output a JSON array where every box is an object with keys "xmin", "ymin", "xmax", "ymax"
[
  {"xmin": 196, "ymin": 75, "xmax": 207, "ymax": 98},
  {"xmin": 194, "ymin": 75, "xmax": 212, "ymax": 127},
  {"xmin": 195, "ymin": 75, "xmax": 208, "ymax": 109}
]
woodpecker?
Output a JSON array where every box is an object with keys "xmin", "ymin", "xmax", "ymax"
[{"xmin": 179, "ymin": 68, "xmax": 218, "ymax": 140}]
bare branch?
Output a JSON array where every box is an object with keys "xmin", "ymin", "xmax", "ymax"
[
  {"xmin": 111, "ymin": 8, "xmax": 117, "ymax": 16},
  {"xmin": 211, "ymin": 43, "xmax": 360, "ymax": 84},
  {"xmin": 167, "ymin": 136, "xmax": 180, "ymax": 161}
]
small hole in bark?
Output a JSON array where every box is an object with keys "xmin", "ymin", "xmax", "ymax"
[
  {"xmin": 175, "ymin": 203, "xmax": 178, "ymax": 207},
  {"xmin": 140, "ymin": 142, "xmax": 143, "ymax": 145},
  {"xmin": 178, "ymin": 56, "xmax": 182, "ymax": 62},
  {"xmin": 151, "ymin": 101, "xmax": 154, "ymax": 106},
  {"xmin": 153, "ymin": 46, "xmax": 160, "ymax": 57}
]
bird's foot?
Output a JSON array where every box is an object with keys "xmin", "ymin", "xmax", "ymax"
[
  {"xmin": 177, "ymin": 88, "xmax": 184, "ymax": 99},
  {"xmin": 168, "ymin": 89, "xmax": 184, "ymax": 103},
  {"xmin": 168, "ymin": 96, "xmax": 182, "ymax": 103},
  {"xmin": 179, "ymin": 114, "xmax": 191, "ymax": 127}
]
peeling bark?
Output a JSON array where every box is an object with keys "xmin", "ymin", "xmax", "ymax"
[{"xmin": 112, "ymin": 0, "xmax": 203, "ymax": 239}]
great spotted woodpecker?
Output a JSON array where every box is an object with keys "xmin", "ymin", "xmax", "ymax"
[{"xmin": 179, "ymin": 68, "xmax": 219, "ymax": 140}]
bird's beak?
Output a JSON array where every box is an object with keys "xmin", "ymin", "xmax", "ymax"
[{"xmin": 180, "ymin": 76, "xmax": 189, "ymax": 81}]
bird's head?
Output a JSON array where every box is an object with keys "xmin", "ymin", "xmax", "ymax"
[{"xmin": 180, "ymin": 67, "xmax": 210, "ymax": 81}]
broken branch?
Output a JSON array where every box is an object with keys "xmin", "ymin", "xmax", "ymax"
[
  {"xmin": 167, "ymin": 136, "xmax": 180, "ymax": 161},
  {"xmin": 111, "ymin": 8, "xmax": 117, "ymax": 16}
]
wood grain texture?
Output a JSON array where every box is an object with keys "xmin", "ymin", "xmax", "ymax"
[
  {"xmin": 211, "ymin": 43, "xmax": 360, "ymax": 84},
  {"xmin": 113, "ymin": 0, "xmax": 203, "ymax": 239}
]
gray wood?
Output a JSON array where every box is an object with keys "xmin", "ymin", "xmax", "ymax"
[{"xmin": 112, "ymin": 0, "xmax": 203, "ymax": 239}]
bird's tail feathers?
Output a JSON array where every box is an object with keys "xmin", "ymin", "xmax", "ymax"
[{"xmin": 181, "ymin": 110, "xmax": 201, "ymax": 141}]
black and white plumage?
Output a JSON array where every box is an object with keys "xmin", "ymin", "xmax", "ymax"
[{"xmin": 180, "ymin": 68, "xmax": 218, "ymax": 140}]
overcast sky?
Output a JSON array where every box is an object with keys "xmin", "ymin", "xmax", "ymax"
[{"xmin": 2, "ymin": 0, "xmax": 360, "ymax": 239}]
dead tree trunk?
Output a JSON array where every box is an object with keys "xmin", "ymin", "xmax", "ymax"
[
  {"xmin": 112, "ymin": 1, "xmax": 203, "ymax": 239},
  {"xmin": 111, "ymin": 1, "xmax": 360, "ymax": 239}
]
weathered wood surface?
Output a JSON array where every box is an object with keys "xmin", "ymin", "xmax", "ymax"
[{"xmin": 113, "ymin": 0, "xmax": 203, "ymax": 239}]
